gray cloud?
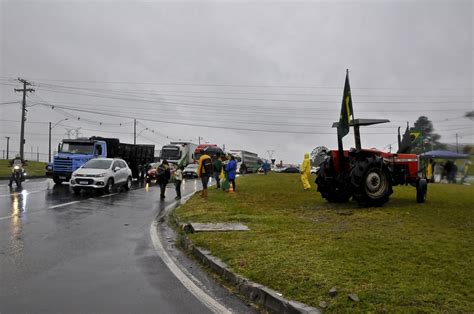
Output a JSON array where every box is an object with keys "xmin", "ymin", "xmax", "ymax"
[{"xmin": 1, "ymin": 0, "xmax": 472, "ymax": 163}]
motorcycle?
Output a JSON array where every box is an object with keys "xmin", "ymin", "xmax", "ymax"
[{"xmin": 10, "ymin": 161, "xmax": 26, "ymax": 188}]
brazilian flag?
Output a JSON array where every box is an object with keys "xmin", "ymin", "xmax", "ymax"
[{"xmin": 338, "ymin": 70, "xmax": 353, "ymax": 140}]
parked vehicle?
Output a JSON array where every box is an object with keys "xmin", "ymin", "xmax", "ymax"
[
  {"xmin": 46, "ymin": 137, "xmax": 154, "ymax": 184},
  {"xmin": 280, "ymin": 167, "xmax": 299, "ymax": 173},
  {"xmin": 316, "ymin": 79, "xmax": 426, "ymax": 206},
  {"xmin": 183, "ymin": 163, "xmax": 199, "ymax": 178},
  {"xmin": 229, "ymin": 150, "xmax": 260, "ymax": 174},
  {"xmin": 160, "ymin": 142, "xmax": 197, "ymax": 168},
  {"xmin": 70, "ymin": 158, "xmax": 132, "ymax": 194},
  {"xmin": 145, "ymin": 162, "xmax": 160, "ymax": 184}
]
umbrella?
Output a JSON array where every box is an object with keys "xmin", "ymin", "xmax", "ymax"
[
  {"xmin": 419, "ymin": 150, "xmax": 469, "ymax": 159},
  {"xmin": 202, "ymin": 146, "xmax": 225, "ymax": 156}
]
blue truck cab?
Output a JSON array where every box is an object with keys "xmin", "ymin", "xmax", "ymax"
[
  {"xmin": 46, "ymin": 136, "xmax": 155, "ymax": 184},
  {"xmin": 46, "ymin": 138, "xmax": 107, "ymax": 184}
]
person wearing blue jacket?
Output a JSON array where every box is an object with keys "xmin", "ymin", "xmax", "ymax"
[{"xmin": 225, "ymin": 155, "xmax": 237, "ymax": 192}]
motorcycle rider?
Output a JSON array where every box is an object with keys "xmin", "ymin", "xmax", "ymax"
[{"xmin": 8, "ymin": 154, "xmax": 26, "ymax": 187}]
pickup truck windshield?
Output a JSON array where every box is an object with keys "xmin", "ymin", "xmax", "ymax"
[
  {"xmin": 82, "ymin": 159, "xmax": 112, "ymax": 169},
  {"xmin": 61, "ymin": 143, "xmax": 94, "ymax": 154}
]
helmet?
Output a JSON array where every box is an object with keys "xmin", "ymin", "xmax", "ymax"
[{"xmin": 15, "ymin": 154, "xmax": 21, "ymax": 159}]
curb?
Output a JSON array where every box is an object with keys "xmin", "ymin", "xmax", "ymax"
[{"xmin": 172, "ymin": 214, "xmax": 320, "ymax": 314}]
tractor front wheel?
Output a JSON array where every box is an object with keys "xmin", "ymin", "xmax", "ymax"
[{"xmin": 350, "ymin": 157, "xmax": 392, "ymax": 207}]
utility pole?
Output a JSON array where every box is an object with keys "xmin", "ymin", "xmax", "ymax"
[
  {"xmin": 134, "ymin": 119, "xmax": 137, "ymax": 144},
  {"xmin": 456, "ymin": 133, "xmax": 459, "ymax": 153},
  {"xmin": 14, "ymin": 78, "xmax": 35, "ymax": 159},
  {"xmin": 198, "ymin": 136, "xmax": 202, "ymax": 144},
  {"xmin": 5, "ymin": 137, "xmax": 10, "ymax": 159},
  {"xmin": 49, "ymin": 118, "xmax": 68, "ymax": 162}
]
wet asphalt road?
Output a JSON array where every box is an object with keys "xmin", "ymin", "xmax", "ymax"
[{"xmin": 0, "ymin": 178, "xmax": 255, "ymax": 313}]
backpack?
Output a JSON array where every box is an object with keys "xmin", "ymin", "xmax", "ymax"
[
  {"xmin": 202, "ymin": 158, "xmax": 213, "ymax": 175},
  {"xmin": 156, "ymin": 165, "xmax": 166, "ymax": 178}
]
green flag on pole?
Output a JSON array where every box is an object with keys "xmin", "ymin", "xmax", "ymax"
[{"xmin": 337, "ymin": 70, "xmax": 353, "ymax": 140}]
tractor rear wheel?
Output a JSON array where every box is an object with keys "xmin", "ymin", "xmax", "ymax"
[
  {"xmin": 350, "ymin": 157, "xmax": 392, "ymax": 207},
  {"xmin": 416, "ymin": 178, "xmax": 427, "ymax": 203},
  {"xmin": 316, "ymin": 159, "xmax": 350, "ymax": 203}
]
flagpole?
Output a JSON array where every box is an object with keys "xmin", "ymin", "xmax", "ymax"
[{"xmin": 347, "ymin": 69, "xmax": 361, "ymax": 150}]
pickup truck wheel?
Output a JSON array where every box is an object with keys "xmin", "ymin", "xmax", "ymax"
[
  {"xmin": 103, "ymin": 179, "xmax": 114, "ymax": 194},
  {"xmin": 53, "ymin": 176, "xmax": 63, "ymax": 184},
  {"xmin": 124, "ymin": 177, "xmax": 132, "ymax": 191}
]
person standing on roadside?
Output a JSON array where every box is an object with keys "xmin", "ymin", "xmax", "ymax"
[
  {"xmin": 157, "ymin": 159, "xmax": 171, "ymax": 200},
  {"xmin": 213, "ymin": 154, "xmax": 223, "ymax": 189},
  {"xmin": 262, "ymin": 160, "xmax": 270, "ymax": 175},
  {"xmin": 225, "ymin": 155, "xmax": 237, "ymax": 192},
  {"xmin": 198, "ymin": 151, "xmax": 213, "ymax": 199},
  {"xmin": 300, "ymin": 153, "xmax": 311, "ymax": 190},
  {"xmin": 174, "ymin": 165, "xmax": 183, "ymax": 200}
]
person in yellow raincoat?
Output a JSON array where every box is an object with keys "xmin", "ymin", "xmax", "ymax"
[{"xmin": 300, "ymin": 153, "xmax": 311, "ymax": 190}]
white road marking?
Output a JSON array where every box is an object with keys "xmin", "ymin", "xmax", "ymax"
[
  {"xmin": 100, "ymin": 193, "xmax": 118, "ymax": 198},
  {"xmin": 0, "ymin": 190, "xmax": 42, "ymax": 198},
  {"xmin": 0, "ymin": 214, "xmax": 17, "ymax": 221},
  {"xmin": 49, "ymin": 201, "xmax": 81, "ymax": 209},
  {"xmin": 150, "ymin": 200, "xmax": 231, "ymax": 314}
]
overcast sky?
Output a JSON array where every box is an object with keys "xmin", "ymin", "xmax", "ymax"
[{"xmin": 1, "ymin": 0, "xmax": 472, "ymax": 163}]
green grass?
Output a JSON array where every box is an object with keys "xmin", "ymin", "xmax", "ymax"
[
  {"xmin": 0, "ymin": 159, "xmax": 47, "ymax": 177},
  {"xmin": 175, "ymin": 173, "xmax": 474, "ymax": 312}
]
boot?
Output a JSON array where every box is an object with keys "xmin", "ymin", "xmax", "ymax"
[{"xmin": 203, "ymin": 189, "xmax": 208, "ymax": 199}]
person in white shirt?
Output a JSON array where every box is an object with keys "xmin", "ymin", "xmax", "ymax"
[{"xmin": 174, "ymin": 165, "xmax": 183, "ymax": 200}]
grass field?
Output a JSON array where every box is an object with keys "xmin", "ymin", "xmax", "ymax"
[
  {"xmin": 175, "ymin": 173, "xmax": 474, "ymax": 312},
  {"xmin": 0, "ymin": 159, "xmax": 47, "ymax": 177}
]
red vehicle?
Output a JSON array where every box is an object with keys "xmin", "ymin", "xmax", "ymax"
[{"xmin": 316, "ymin": 118, "xmax": 427, "ymax": 207}]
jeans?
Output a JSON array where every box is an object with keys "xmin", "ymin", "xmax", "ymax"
[{"xmin": 175, "ymin": 180, "xmax": 182, "ymax": 198}]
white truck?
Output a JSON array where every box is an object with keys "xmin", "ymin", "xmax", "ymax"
[
  {"xmin": 160, "ymin": 142, "xmax": 198, "ymax": 168},
  {"xmin": 229, "ymin": 150, "xmax": 260, "ymax": 174}
]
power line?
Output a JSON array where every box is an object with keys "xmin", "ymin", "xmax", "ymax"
[
  {"xmin": 36, "ymin": 85, "xmax": 473, "ymax": 108},
  {"xmin": 33, "ymin": 82, "xmax": 474, "ymax": 98},
  {"xmin": 0, "ymin": 101, "xmax": 20, "ymax": 105},
  {"xmin": 36, "ymin": 83, "xmax": 473, "ymax": 104},
  {"xmin": 21, "ymin": 77, "xmax": 474, "ymax": 90}
]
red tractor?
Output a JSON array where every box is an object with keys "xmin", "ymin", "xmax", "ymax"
[{"xmin": 316, "ymin": 118, "xmax": 427, "ymax": 207}]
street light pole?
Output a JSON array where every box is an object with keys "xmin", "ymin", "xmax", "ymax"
[
  {"xmin": 5, "ymin": 137, "xmax": 10, "ymax": 159},
  {"xmin": 49, "ymin": 119, "xmax": 68, "ymax": 162}
]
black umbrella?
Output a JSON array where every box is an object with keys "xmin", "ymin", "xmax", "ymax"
[{"xmin": 203, "ymin": 146, "xmax": 225, "ymax": 156}]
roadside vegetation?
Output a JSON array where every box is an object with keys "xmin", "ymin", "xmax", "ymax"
[
  {"xmin": 0, "ymin": 159, "xmax": 47, "ymax": 177},
  {"xmin": 175, "ymin": 173, "xmax": 473, "ymax": 312}
]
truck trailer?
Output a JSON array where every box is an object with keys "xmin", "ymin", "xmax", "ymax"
[
  {"xmin": 229, "ymin": 150, "xmax": 260, "ymax": 174},
  {"xmin": 46, "ymin": 137, "xmax": 154, "ymax": 184}
]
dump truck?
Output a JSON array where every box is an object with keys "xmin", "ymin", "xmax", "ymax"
[{"xmin": 46, "ymin": 136, "xmax": 154, "ymax": 184}]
